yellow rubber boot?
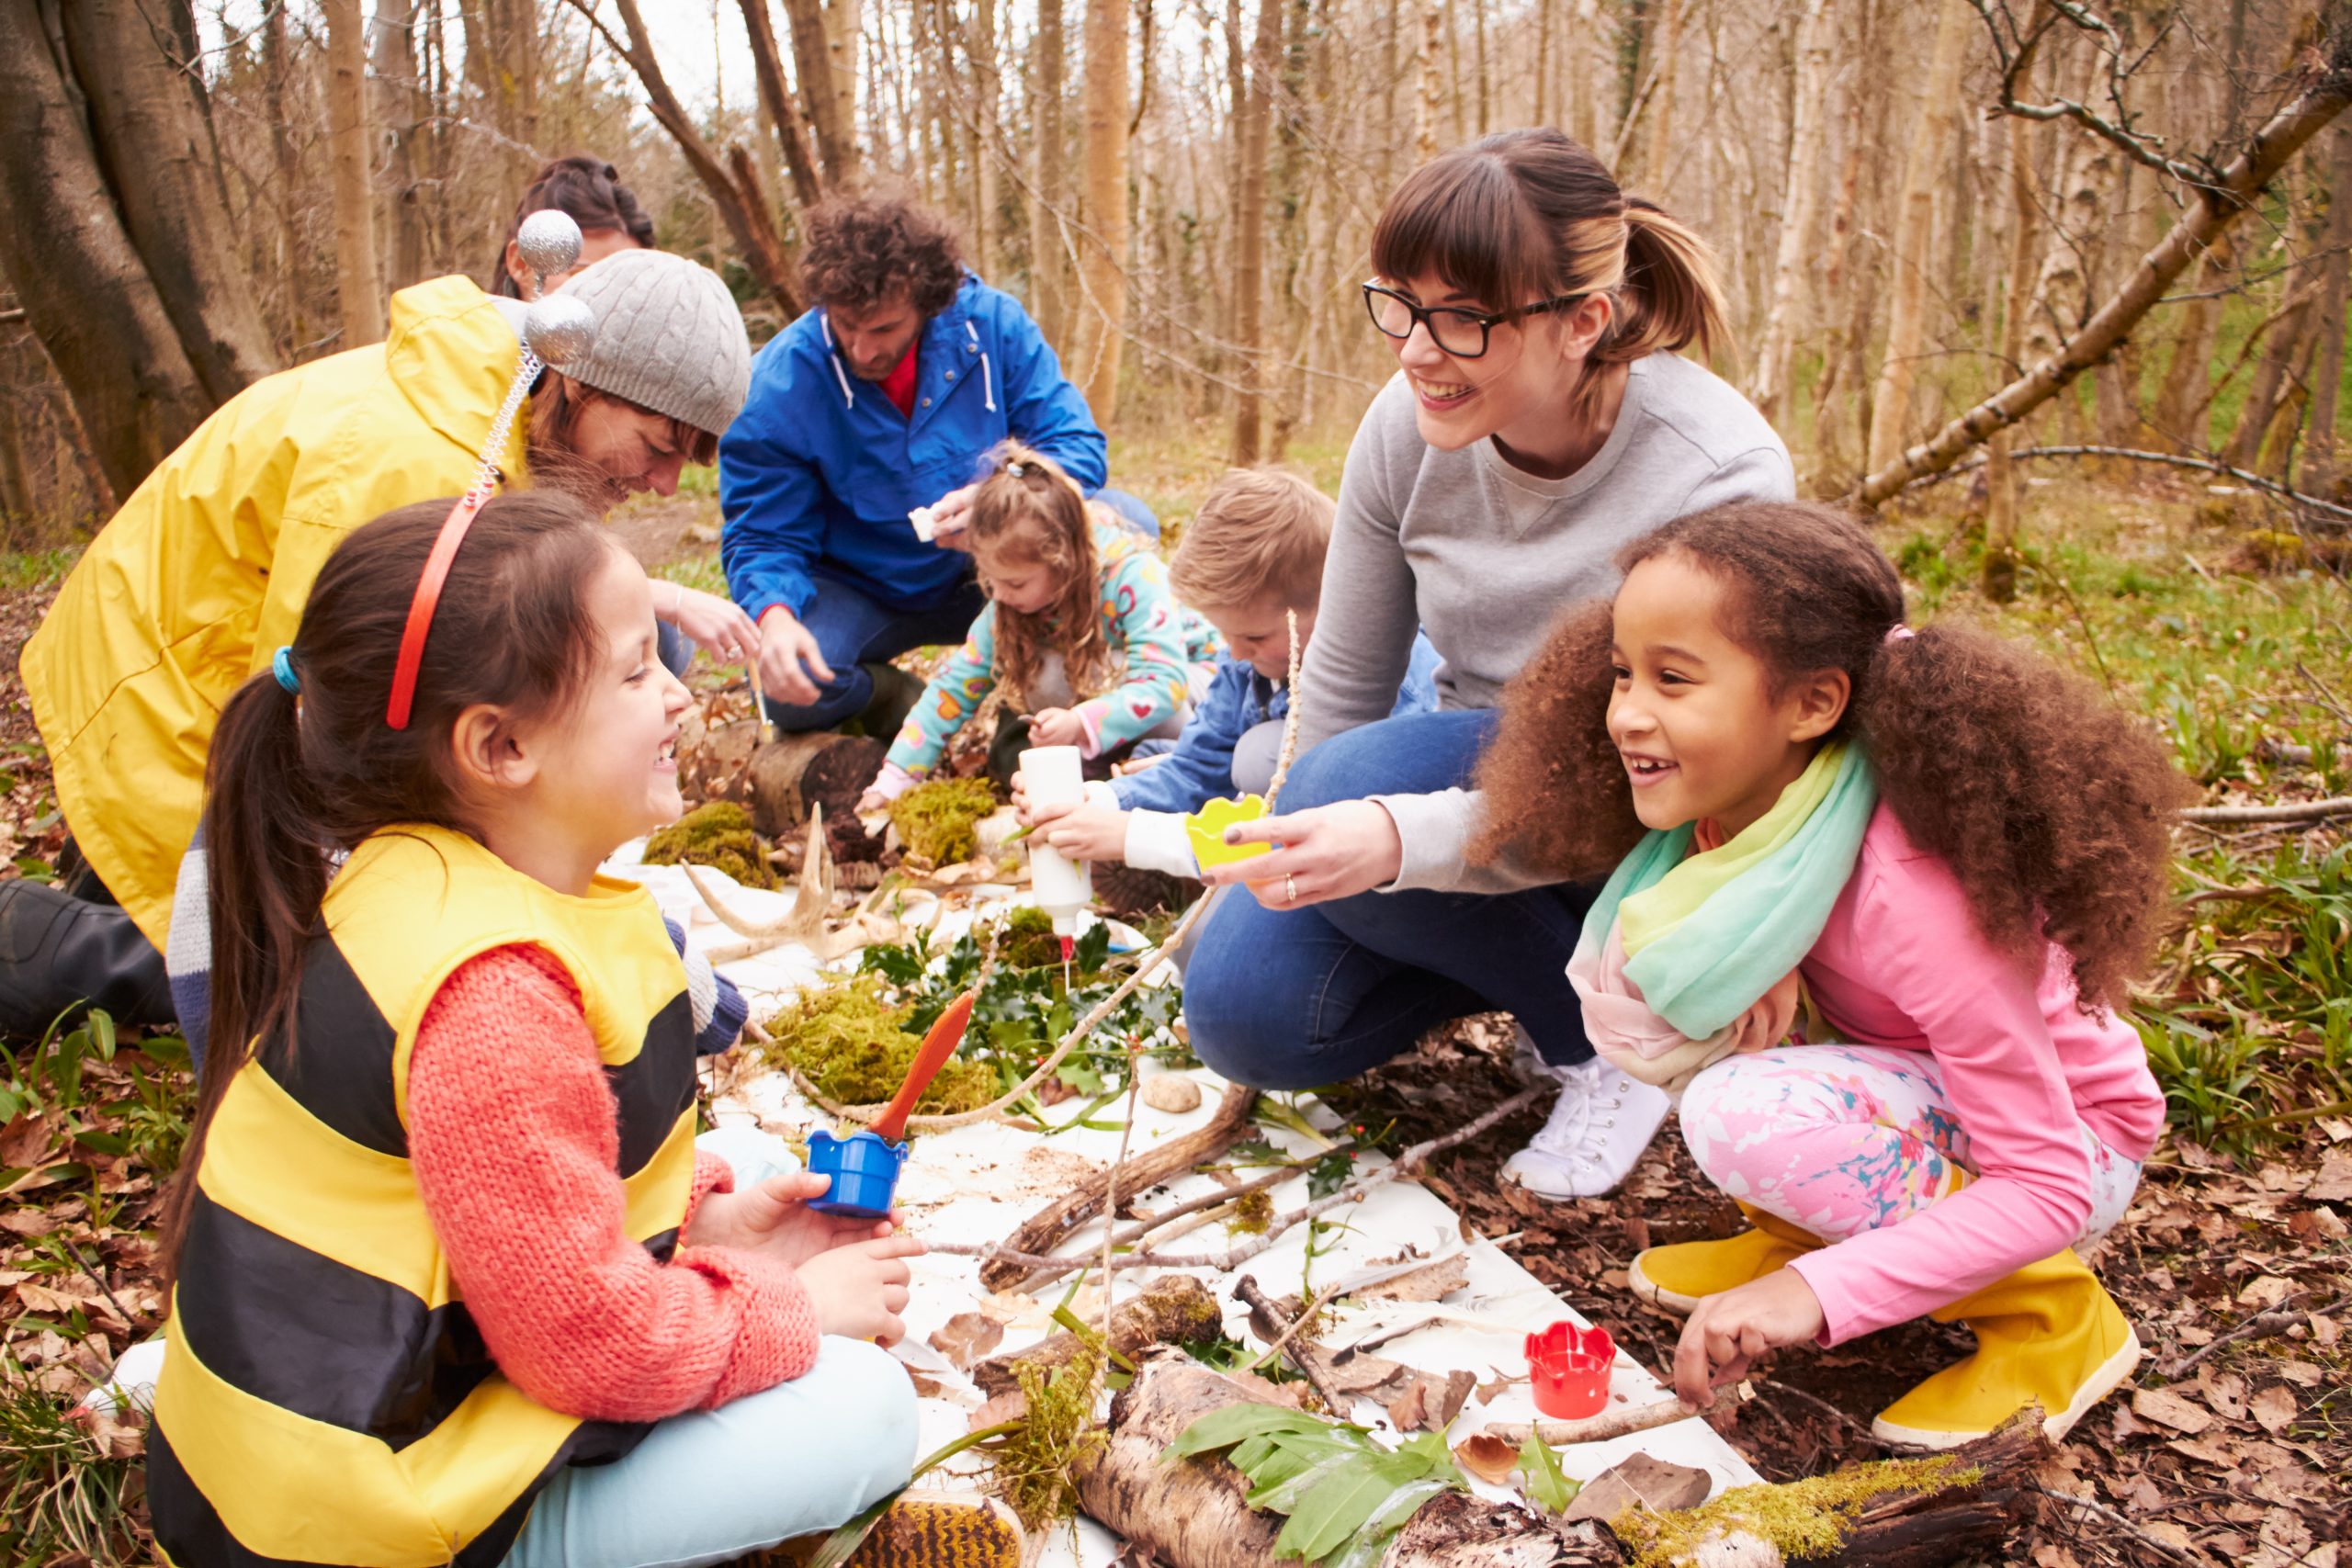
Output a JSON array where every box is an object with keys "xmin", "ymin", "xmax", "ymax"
[
  {"xmin": 1628, "ymin": 1203, "xmax": 1825, "ymax": 1315},
  {"xmin": 846, "ymin": 1490, "xmax": 1026, "ymax": 1568},
  {"xmin": 1871, "ymin": 1247, "xmax": 2141, "ymax": 1450}
]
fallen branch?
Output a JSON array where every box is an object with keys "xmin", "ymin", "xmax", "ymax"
[
  {"xmin": 1002, "ymin": 1151, "xmax": 1335, "ymax": 1293},
  {"xmin": 978, "ymin": 1082, "xmax": 1258, "ymax": 1292},
  {"xmin": 1234, "ymin": 1275, "xmax": 1353, "ymax": 1416},
  {"xmin": 1904, "ymin": 444, "xmax": 2352, "ymax": 524},
  {"xmin": 1481, "ymin": 1382, "xmax": 1750, "ymax": 1447},
  {"xmin": 942, "ymin": 1085, "xmax": 1547, "ymax": 1286},
  {"xmin": 970, "ymin": 1274, "xmax": 1221, "ymax": 1397},
  {"xmin": 2177, "ymin": 795, "xmax": 2352, "ymax": 825}
]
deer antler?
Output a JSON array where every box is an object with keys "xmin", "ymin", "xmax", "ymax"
[{"xmin": 684, "ymin": 807, "xmax": 833, "ymax": 942}]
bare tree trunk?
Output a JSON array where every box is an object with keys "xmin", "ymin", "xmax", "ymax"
[
  {"xmin": 1073, "ymin": 0, "xmax": 1132, "ymax": 423},
  {"xmin": 1031, "ymin": 0, "xmax": 1069, "ymax": 345},
  {"xmin": 2304, "ymin": 121, "xmax": 2352, "ymax": 489},
  {"xmin": 0, "ymin": 0, "xmax": 211, "ymax": 500},
  {"xmin": 2229, "ymin": 282, "xmax": 2318, "ymax": 468},
  {"xmin": 1855, "ymin": 48, "xmax": 2352, "ymax": 505},
  {"xmin": 971, "ymin": 0, "xmax": 1001, "ymax": 276},
  {"xmin": 1228, "ymin": 0, "xmax": 1281, "ymax": 464},
  {"xmin": 58, "ymin": 0, "xmax": 277, "ymax": 402},
  {"xmin": 1749, "ymin": 0, "xmax": 1832, "ymax": 423},
  {"xmin": 373, "ymin": 0, "xmax": 430, "ymax": 290},
  {"xmin": 1638, "ymin": 0, "xmax": 1684, "ymax": 186},
  {"xmin": 572, "ymin": 0, "xmax": 803, "ymax": 319},
  {"xmin": 1415, "ymin": 0, "xmax": 1442, "ymax": 162},
  {"xmin": 1864, "ymin": 0, "xmax": 1969, "ymax": 473},
  {"xmin": 739, "ymin": 0, "xmax": 826, "ymax": 210},
  {"xmin": 1984, "ymin": 6, "xmax": 2052, "ymax": 602},
  {"xmin": 322, "ymin": 0, "xmax": 386, "ymax": 348},
  {"xmin": 263, "ymin": 0, "xmax": 300, "ymax": 302},
  {"xmin": 783, "ymin": 0, "xmax": 863, "ymax": 187}
]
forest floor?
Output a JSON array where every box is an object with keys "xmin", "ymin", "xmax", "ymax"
[{"xmin": 0, "ymin": 452, "xmax": 2346, "ymax": 1565}]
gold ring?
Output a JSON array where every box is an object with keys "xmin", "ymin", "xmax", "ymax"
[{"xmin": 1285, "ymin": 874, "xmax": 1298, "ymax": 903}]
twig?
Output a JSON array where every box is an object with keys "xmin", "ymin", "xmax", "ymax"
[
  {"xmin": 1263, "ymin": 607, "xmax": 1305, "ymax": 811},
  {"xmin": 2178, "ymin": 796, "xmax": 2352, "ymax": 825},
  {"xmin": 1234, "ymin": 1275, "xmax": 1351, "ymax": 1415},
  {"xmin": 1905, "ymin": 443, "xmax": 2352, "ymax": 524},
  {"xmin": 2159, "ymin": 1292, "xmax": 2350, "ymax": 1380},
  {"xmin": 1246, "ymin": 1280, "xmax": 1349, "ymax": 1372},
  {"xmin": 1482, "ymin": 1382, "xmax": 1751, "ymax": 1446},
  {"xmin": 1102, "ymin": 1027, "xmax": 1148, "ymax": 1343},
  {"xmin": 1004, "ymin": 1153, "xmax": 1338, "ymax": 1293},
  {"xmin": 1756, "ymin": 1376, "xmax": 1881, "ymax": 1445},
  {"xmin": 932, "ymin": 1086, "xmax": 1545, "ymax": 1275},
  {"xmin": 2028, "ymin": 1485, "xmax": 2206, "ymax": 1568},
  {"xmin": 54, "ymin": 1235, "xmax": 138, "ymax": 1336}
]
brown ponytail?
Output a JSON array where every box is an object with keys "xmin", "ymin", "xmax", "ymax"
[
  {"xmin": 158, "ymin": 492, "xmax": 620, "ymax": 1283},
  {"xmin": 964, "ymin": 442, "xmax": 1115, "ymax": 708},
  {"xmin": 1474, "ymin": 501, "xmax": 2194, "ymax": 1010},
  {"xmin": 1369, "ymin": 129, "xmax": 1731, "ymax": 412}
]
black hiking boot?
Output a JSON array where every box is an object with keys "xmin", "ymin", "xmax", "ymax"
[{"xmin": 0, "ymin": 878, "xmax": 175, "ymax": 1041}]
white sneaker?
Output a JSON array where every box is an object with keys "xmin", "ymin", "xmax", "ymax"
[{"xmin": 1501, "ymin": 1056, "xmax": 1671, "ymax": 1200}]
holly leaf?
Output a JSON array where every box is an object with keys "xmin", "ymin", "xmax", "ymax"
[{"xmin": 1517, "ymin": 1430, "xmax": 1580, "ymax": 1513}]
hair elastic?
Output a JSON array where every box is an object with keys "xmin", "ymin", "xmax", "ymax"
[
  {"xmin": 272, "ymin": 647, "xmax": 301, "ymax": 694},
  {"xmin": 1003, "ymin": 459, "xmax": 1028, "ymax": 478},
  {"xmin": 1883, "ymin": 624, "xmax": 1917, "ymax": 647}
]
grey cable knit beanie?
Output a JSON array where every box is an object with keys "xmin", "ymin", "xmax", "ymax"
[{"xmin": 554, "ymin": 250, "xmax": 752, "ymax": 436}]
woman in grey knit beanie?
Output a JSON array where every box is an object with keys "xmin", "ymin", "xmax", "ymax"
[{"xmin": 534, "ymin": 248, "xmax": 762, "ymax": 661}]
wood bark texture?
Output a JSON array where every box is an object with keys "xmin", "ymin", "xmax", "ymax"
[
  {"xmin": 1749, "ymin": 0, "xmax": 1833, "ymax": 423},
  {"xmin": 322, "ymin": 0, "xmax": 385, "ymax": 349},
  {"xmin": 1863, "ymin": 0, "xmax": 1970, "ymax": 474},
  {"xmin": 1228, "ymin": 0, "xmax": 1282, "ymax": 464},
  {"xmin": 1075, "ymin": 0, "xmax": 1133, "ymax": 423}
]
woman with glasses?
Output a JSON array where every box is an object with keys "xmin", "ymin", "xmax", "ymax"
[{"xmin": 1184, "ymin": 128, "xmax": 1792, "ymax": 1202}]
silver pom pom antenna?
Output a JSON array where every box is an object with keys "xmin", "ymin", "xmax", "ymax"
[
  {"xmin": 513, "ymin": 209, "xmax": 583, "ymax": 298},
  {"xmin": 523, "ymin": 295, "xmax": 596, "ymax": 368}
]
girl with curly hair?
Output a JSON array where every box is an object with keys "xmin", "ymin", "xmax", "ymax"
[
  {"xmin": 857, "ymin": 446, "xmax": 1216, "ymax": 807},
  {"xmin": 1473, "ymin": 499, "xmax": 2190, "ymax": 1450}
]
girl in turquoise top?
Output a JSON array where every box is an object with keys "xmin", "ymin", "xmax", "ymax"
[{"xmin": 858, "ymin": 446, "xmax": 1216, "ymax": 807}]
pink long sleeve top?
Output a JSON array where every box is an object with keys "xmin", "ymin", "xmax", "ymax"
[
  {"xmin": 407, "ymin": 944, "xmax": 821, "ymax": 1422},
  {"xmin": 1781, "ymin": 804, "xmax": 2165, "ymax": 1344}
]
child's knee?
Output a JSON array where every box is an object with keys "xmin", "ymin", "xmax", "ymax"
[
  {"xmin": 806, "ymin": 1337, "xmax": 922, "ymax": 1483},
  {"xmin": 1677, "ymin": 1051, "xmax": 1842, "ymax": 1189},
  {"xmin": 695, "ymin": 1124, "xmax": 801, "ymax": 1186}
]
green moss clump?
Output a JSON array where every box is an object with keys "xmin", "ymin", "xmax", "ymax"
[
  {"xmin": 1227, "ymin": 1190, "xmax": 1274, "ymax": 1235},
  {"xmin": 1613, "ymin": 1455, "xmax": 1979, "ymax": 1568},
  {"xmin": 760, "ymin": 976, "xmax": 995, "ymax": 1114},
  {"xmin": 888, "ymin": 775, "xmax": 1001, "ymax": 863},
  {"xmin": 642, "ymin": 801, "xmax": 777, "ymax": 889},
  {"xmin": 1001, "ymin": 904, "xmax": 1064, "ymax": 970},
  {"xmin": 991, "ymin": 1342, "xmax": 1108, "ymax": 1529}
]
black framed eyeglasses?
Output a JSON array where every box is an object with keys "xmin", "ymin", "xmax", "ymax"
[{"xmin": 1362, "ymin": 281, "xmax": 1589, "ymax": 358}]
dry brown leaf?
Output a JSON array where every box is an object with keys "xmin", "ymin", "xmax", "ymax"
[
  {"xmin": 1357, "ymin": 1256, "xmax": 1470, "ymax": 1304},
  {"xmin": 2237, "ymin": 1275, "xmax": 2295, "ymax": 1311},
  {"xmin": 1453, "ymin": 1432, "xmax": 1519, "ymax": 1486},
  {"xmin": 2250, "ymin": 1384, "xmax": 2298, "ymax": 1435},
  {"xmin": 969, "ymin": 1390, "xmax": 1027, "ymax": 1433},
  {"xmin": 1385, "ymin": 1380, "xmax": 1430, "ymax": 1433},
  {"xmin": 928, "ymin": 1312, "xmax": 1005, "ymax": 1371},
  {"xmin": 1223, "ymin": 1369, "xmax": 1310, "ymax": 1409},
  {"xmin": 2198, "ymin": 1366, "xmax": 2251, "ymax": 1421},
  {"xmin": 2304, "ymin": 1148, "xmax": 2352, "ymax": 1202},
  {"xmin": 2273, "ymin": 1360, "xmax": 2325, "ymax": 1386},
  {"xmin": 2131, "ymin": 1387, "xmax": 2214, "ymax": 1434},
  {"xmin": 1561, "ymin": 1452, "xmax": 1712, "ymax": 1522}
]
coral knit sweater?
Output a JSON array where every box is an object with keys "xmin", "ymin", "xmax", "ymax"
[{"xmin": 407, "ymin": 944, "xmax": 820, "ymax": 1422}]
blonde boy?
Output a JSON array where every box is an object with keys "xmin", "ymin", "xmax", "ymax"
[{"xmin": 1018, "ymin": 468, "xmax": 1438, "ymax": 874}]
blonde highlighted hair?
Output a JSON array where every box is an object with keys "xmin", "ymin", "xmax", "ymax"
[
  {"xmin": 965, "ymin": 443, "xmax": 1117, "ymax": 707},
  {"xmin": 1168, "ymin": 468, "xmax": 1334, "ymax": 611},
  {"xmin": 1371, "ymin": 128, "xmax": 1729, "ymax": 415}
]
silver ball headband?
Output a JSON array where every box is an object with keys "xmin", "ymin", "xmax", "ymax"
[{"xmin": 474, "ymin": 211, "xmax": 595, "ymax": 492}]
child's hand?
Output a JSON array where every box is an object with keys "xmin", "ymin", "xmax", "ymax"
[
  {"xmin": 797, "ymin": 1234, "xmax": 924, "ymax": 1345},
  {"xmin": 687, "ymin": 1172, "xmax": 907, "ymax": 1268},
  {"xmin": 1723, "ymin": 971, "xmax": 1802, "ymax": 1055},
  {"xmin": 858, "ymin": 761, "xmax": 918, "ymax": 815},
  {"xmin": 1671, "ymin": 1269, "xmax": 1826, "ymax": 1406},
  {"xmin": 1038, "ymin": 799, "xmax": 1129, "ymax": 863},
  {"xmin": 926, "ymin": 483, "xmax": 978, "ymax": 550},
  {"xmin": 1025, "ymin": 707, "xmax": 1086, "ymax": 749}
]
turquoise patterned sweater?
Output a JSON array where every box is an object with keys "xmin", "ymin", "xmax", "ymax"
[{"xmin": 885, "ymin": 521, "xmax": 1221, "ymax": 777}]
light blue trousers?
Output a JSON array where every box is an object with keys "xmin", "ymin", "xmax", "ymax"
[{"xmin": 503, "ymin": 1127, "xmax": 922, "ymax": 1568}]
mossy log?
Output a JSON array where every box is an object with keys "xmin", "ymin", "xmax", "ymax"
[
  {"xmin": 1075, "ymin": 1359, "xmax": 2050, "ymax": 1568},
  {"xmin": 1072, "ymin": 1358, "xmax": 1600, "ymax": 1568},
  {"xmin": 971, "ymin": 1275, "xmax": 1221, "ymax": 1397},
  {"xmin": 745, "ymin": 732, "xmax": 888, "ymax": 863}
]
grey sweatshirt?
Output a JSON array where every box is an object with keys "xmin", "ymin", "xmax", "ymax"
[{"xmin": 1300, "ymin": 354, "xmax": 1795, "ymax": 894}]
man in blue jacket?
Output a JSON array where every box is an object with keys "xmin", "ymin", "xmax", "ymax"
[{"xmin": 720, "ymin": 194, "xmax": 1154, "ymax": 731}]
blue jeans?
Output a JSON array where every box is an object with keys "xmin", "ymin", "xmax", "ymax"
[
  {"xmin": 503, "ymin": 1127, "xmax": 920, "ymax": 1568},
  {"xmin": 657, "ymin": 620, "xmax": 694, "ymax": 679},
  {"xmin": 1182, "ymin": 708, "xmax": 1596, "ymax": 1091},
  {"xmin": 763, "ymin": 488, "xmax": 1161, "ymax": 732}
]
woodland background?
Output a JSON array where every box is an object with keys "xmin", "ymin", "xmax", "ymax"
[{"xmin": 0, "ymin": 3, "xmax": 2348, "ymax": 1565}]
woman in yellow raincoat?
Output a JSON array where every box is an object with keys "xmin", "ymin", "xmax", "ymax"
[{"xmin": 6, "ymin": 249, "xmax": 754, "ymax": 1034}]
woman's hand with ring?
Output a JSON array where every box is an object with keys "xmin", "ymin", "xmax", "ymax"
[
  {"xmin": 1198, "ymin": 800, "xmax": 1405, "ymax": 909},
  {"xmin": 663, "ymin": 585, "xmax": 763, "ymax": 667}
]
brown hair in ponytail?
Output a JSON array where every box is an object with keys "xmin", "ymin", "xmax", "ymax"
[
  {"xmin": 158, "ymin": 492, "xmax": 620, "ymax": 1281},
  {"xmin": 964, "ymin": 443, "xmax": 1117, "ymax": 708},
  {"xmin": 1473, "ymin": 501, "xmax": 2195, "ymax": 1010},
  {"xmin": 1369, "ymin": 129, "xmax": 1730, "ymax": 413}
]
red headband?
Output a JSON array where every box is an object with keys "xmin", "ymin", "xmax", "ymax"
[{"xmin": 384, "ymin": 484, "xmax": 493, "ymax": 729}]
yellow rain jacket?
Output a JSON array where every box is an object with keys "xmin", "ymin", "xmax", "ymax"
[{"xmin": 20, "ymin": 277, "xmax": 531, "ymax": 949}]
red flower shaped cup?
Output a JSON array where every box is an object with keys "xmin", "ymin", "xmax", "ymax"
[{"xmin": 1525, "ymin": 1321, "xmax": 1615, "ymax": 1419}]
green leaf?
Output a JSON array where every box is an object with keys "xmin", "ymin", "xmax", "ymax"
[
  {"xmin": 1161, "ymin": 1403, "xmax": 1338, "ymax": 1462},
  {"xmin": 807, "ymin": 1487, "xmax": 901, "ymax": 1568},
  {"xmin": 1516, "ymin": 1430, "xmax": 1580, "ymax": 1513},
  {"xmin": 1272, "ymin": 1451, "xmax": 1431, "ymax": 1562},
  {"xmin": 1248, "ymin": 1446, "xmax": 1377, "ymax": 1513}
]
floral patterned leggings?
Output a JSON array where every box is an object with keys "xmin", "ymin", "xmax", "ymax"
[{"xmin": 1678, "ymin": 1044, "xmax": 2141, "ymax": 1247}]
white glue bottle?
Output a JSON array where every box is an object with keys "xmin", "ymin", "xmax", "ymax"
[{"xmin": 1020, "ymin": 744, "xmax": 1092, "ymax": 965}]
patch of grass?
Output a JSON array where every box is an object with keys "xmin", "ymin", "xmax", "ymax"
[
  {"xmin": 651, "ymin": 553, "xmax": 729, "ymax": 597},
  {"xmin": 0, "ymin": 1357, "xmax": 146, "ymax": 1568},
  {"xmin": 0, "ymin": 548, "xmax": 81, "ymax": 592}
]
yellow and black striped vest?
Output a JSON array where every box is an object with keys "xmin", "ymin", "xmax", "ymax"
[{"xmin": 149, "ymin": 826, "xmax": 701, "ymax": 1568}]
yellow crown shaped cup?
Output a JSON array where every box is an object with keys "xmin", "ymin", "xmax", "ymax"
[{"xmin": 1185, "ymin": 795, "xmax": 1272, "ymax": 869}]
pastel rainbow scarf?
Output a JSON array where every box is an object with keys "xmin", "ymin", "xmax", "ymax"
[{"xmin": 1567, "ymin": 742, "xmax": 1876, "ymax": 1089}]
